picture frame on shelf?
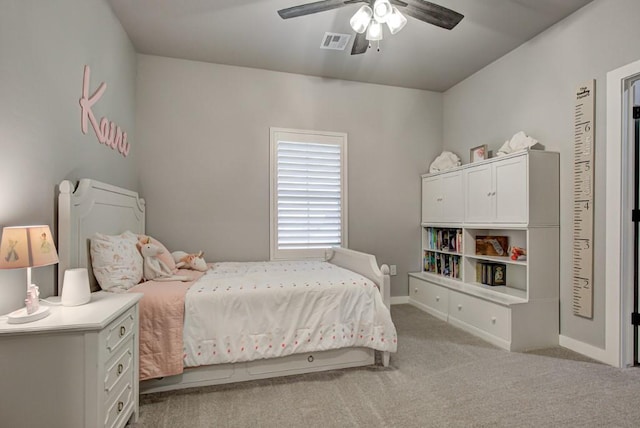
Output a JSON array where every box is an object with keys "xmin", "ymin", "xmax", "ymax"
[{"xmin": 470, "ymin": 144, "xmax": 488, "ymax": 163}]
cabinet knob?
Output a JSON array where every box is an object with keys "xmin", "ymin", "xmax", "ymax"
[
  {"xmin": 119, "ymin": 326, "xmax": 126, "ymax": 337},
  {"xmin": 117, "ymin": 363, "xmax": 124, "ymax": 375},
  {"xmin": 487, "ymin": 192, "xmax": 491, "ymax": 197},
  {"xmin": 117, "ymin": 401, "xmax": 124, "ymax": 412},
  {"xmin": 436, "ymin": 296, "xmax": 440, "ymax": 301},
  {"xmin": 414, "ymin": 288, "xmax": 418, "ymax": 293},
  {"xmin": 457, "ymin": 304, "xmax": 462, "ymax": 310},
  {"xmin": 307, "ymin": 355, "xmax": 314, "ymax": 363},
  {"xmin": 491, "ymin": 317, "xmax": 497, "ymax": 324},
  {"xmin": 492, "ymin": 191, "xmax": 496, "ymax": 196}
]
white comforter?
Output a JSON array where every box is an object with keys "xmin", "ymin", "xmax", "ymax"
[{"xmin": 182, "ymin": 260, "xmax": 397, "ymax": 367}]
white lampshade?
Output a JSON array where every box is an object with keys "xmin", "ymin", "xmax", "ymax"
[
  {"xmin": 61, "ymin": 268, "xmax": 91, "ymax": 306},
  {"xmin": 0, "ymin": 225, "xmax": 59, "ymax": 323},
  {"xmin": 373, "ymin": 0, "xmax": 392, "ymax": 23},
  {"xmin": 0, "ymin": 225, "xmax": 58, "ymax": 270},
  {"xmin": 386, "ymin": 7, "xmax": 407, "ymax": 34},
  {"xmin": 350, "ymin": 5, "xmax": 373, "ymax": 34},
  {"xmin": 366, "ymin": 19, "xmax": 384, "ymax": 41}
]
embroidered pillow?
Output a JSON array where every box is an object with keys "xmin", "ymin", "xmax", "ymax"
[{"xmin": 90, "ymin": 231, "xmax": 143, "ymax": 291}]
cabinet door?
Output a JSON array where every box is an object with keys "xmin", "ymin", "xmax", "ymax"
[
  {"xmin": 421, "ymin": 176, "xmax": 441, "ymax": 223},
  {"xmin": 494, "ymin": 155, "xmax": 527, "ymax": 223},
  {"xmin": 440, "ymin": 171, "xmax": 463, "ymax": 222},
  {"xmin": 464, "ymin": 164, "xmax": 493, "ymax": 223}
]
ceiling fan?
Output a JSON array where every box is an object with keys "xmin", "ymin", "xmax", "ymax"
[{"xmin": 277, "ymin": 0, "xmax": 464, "ymax": 55}]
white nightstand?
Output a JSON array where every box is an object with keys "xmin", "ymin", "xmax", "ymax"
[{"xmin": 0, "ymin": 291, "xmax": 142, "ymax": 428}]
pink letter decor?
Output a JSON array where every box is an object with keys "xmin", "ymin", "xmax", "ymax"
[{"xmin": 79, "ymin": 65, "xmax": 130, "ymax": 157}]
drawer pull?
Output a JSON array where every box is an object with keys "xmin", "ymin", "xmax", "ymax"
[
  {"xmin": 117, "ymin": 401, "xmax": 124, "ymax": 412},
  {"xmin": 436, "ymin": 296, "xmax": 440, "ymax": 302},
  {"xmin": 307, "ymin": 355, "xmax": 314, "ymax": 363},
  {"xmin": 117, "ymin": 363, "xmax": 124, "ymax": 375},
  {"xmin": 119, "ymin": 326, "xmax": 126, "ymax": 337},
  {"xmin": 491, "ymin": 317, "xmax": 497, "ymax": 324},
  {"xmin": 457, "ymin": 304, "xmax": 462, "ymax": 311}
]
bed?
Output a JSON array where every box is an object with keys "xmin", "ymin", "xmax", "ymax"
[{"xmin": 58, "ymin": 179, "xmax": 396, "ymax": 394}]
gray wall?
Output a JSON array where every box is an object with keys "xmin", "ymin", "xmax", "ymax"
[
  {"xmin": 135, "ymin": 54, "xmax": 443, "ymax": 297},
  {"xmin": 442, "ymin": 0, "xmax": 640, "ymax": 349},
  {"xmin": 0, "ymin": 0, "xmax": 137, "ymax": 314}
]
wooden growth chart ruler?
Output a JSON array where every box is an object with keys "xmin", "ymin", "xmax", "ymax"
[{"xmin": 572, "ymin": 79, "xmax": 595, "ymax": 318}]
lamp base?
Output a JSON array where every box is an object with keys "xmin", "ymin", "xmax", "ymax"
[{"xmin": 7, "ymin": 305, "xmax": 50, "ymax": 324}]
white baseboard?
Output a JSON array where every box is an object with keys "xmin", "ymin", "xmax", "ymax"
[
  {"xmin": 559, "ymin": 335, "xmax": 613, "ymax": 366},
  {"xmin": 390, "ymin": 296, "xmax": 409, "ymax": 305}
]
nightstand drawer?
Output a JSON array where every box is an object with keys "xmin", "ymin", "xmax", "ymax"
[
  {"xmin": 104, "ymin": 338, "xmax": 133, "ymax": 396},
  {"xmin": 104, "ymin": 306, "xmax": 135, "ymax": 355},
  {"xmin": 105, "ymin": 380, "xmax": 133, "ymax": 428}
]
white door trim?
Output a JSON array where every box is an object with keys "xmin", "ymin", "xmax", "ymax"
[{"xmin": 605, "ymin": 58, "xmax": 640, "ymax": 367}]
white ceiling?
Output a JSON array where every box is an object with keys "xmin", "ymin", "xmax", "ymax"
[{"xmin": 107, "ymin": 0, "xmax": 593, "ymax": 92}]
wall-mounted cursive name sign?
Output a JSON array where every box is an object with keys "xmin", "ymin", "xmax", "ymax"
[{"xmin": 79, "ymin": 65, "xmax": 130, "ymax": 157}]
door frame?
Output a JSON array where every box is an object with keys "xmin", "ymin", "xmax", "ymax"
[{"xmin": 605, "ymin": 59, "xmax": 640, "ymax": 367}]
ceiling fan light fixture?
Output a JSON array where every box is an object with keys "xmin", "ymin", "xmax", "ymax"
[
  {"xmin": 372, "ymin": 0, "xmax": 392, "ymax": 23},
  {"xmin": 350, "ymin": 5, "xmax": 373, "ymax": 34},
  {"xmin": 366, "ymin": 19, "xmax": 383, "ymax": 41},
  {"xmin": 386, "ymin": 7, "xmax": 407, "ymax": 34}
]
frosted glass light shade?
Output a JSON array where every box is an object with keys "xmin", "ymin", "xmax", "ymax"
[
  {"xmin": 386, "ymin": 7, "xmax": 407, "ymax": 34},
  {"xmin": 373, "ymin": 0, "xmax": 392, "ymax": 23},
  {"xmin": 350, "ymin": 5, "xmax": 373, "ymax": 34},
  {"xmin": 366, "ymin": 19, "xmax": 383, "ymax": 41},
  {"xmin": 61, "ymin": 268, "xmax": 91, "ymax": 306}
]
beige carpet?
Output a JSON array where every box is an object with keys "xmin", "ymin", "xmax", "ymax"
[{"xmin": 131, "ymin": 304, "xmax": 640, "ymax": 427}]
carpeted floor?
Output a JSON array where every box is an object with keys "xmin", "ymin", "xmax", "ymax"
[{"xmin": 131, "ymin": 304, "xmax": 640, "ymax": 427}]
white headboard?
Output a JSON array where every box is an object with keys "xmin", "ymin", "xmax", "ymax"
[{"xmin": 57, "ymin": 179, "xmax": 145, "ymax": 293}]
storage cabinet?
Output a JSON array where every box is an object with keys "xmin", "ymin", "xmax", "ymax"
[
  {"xmin": 421, "ymin": 170, "xmax": 463, "ymax": 224},
  {"xmin": 412, "ymin": 150, "xmax": 559, "ymax": 351},
  {"xmin": 0, "ymin": 292, "xmax": 142, "ymax": 428},
  {"xmin": 464, "ymin": 154, "xmax": 528, "ymax": 223},
  {"xmin": 464, "ymin": 150, "xmax": 559, "ymax": 226}
]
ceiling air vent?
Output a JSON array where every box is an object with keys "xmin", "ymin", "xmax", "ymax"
[{"xmin": 319, "ymin": 32, "xmax": 352, "ymax": 51}]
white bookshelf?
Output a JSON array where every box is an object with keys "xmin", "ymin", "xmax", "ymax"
[{"xmin": 410, "ymin": 150, "xmax": 559, "ymax": 351}]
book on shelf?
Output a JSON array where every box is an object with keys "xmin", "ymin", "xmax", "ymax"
[
  {"xmin": 425, "ymin": 227, "xmax": 462, "ymax": 253},
  {"xmin": 475, "ymin": 261, "xmax": 507, "ymax": 286},
  {"xmin": 423, "ymin": 251, "xmax": 461, "ymax": 279}
]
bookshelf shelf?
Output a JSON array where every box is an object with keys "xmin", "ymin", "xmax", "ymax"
[{"xmin": 465, "ymin": 254, "xmax": 527, "ymax": 266}]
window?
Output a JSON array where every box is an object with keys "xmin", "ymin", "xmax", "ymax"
[{"xmin": 270, "ymin": 128, "xmax": 348, "ymax": 260}]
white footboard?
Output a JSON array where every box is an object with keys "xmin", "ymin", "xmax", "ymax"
[
  {"xmin": 325, "ymin": 247, "xmax": 391, "ymax": 310},
  {"xmin": 325, "ymin": 248, "xmax": 392, "ymax": 368}
]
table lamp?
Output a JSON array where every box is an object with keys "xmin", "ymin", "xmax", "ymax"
[{"xmin": 0, "ymin": 225, "xmax": 59, "ymax": 323}]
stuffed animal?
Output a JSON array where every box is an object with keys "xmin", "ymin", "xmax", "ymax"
[
  {"xmin": 509, "ymin": 246, "xmax": 527, "ymax": 261},
  {"xmin": 139, "ymin": 241, "xmax": 188, "ymax": 281},
  {"xmin": 172, "ymin": 250, "xmax": 209, "ymax": 272}
]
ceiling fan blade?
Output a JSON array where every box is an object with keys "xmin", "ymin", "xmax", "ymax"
[
  {"xmin": 278, "ymin": 0, "xmax": 363, "ymax": 19},
  {"xmin": 394, "ymin": 0, "xmax": 464, "ymax": 30},
  {"xmin": 351, "ymin": 32, "xmax": 369, "ymax": 55}
]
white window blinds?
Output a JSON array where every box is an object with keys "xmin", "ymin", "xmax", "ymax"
[{"xmin": 270, "ymin": 128, "xmax": 348, "ymax": 260}]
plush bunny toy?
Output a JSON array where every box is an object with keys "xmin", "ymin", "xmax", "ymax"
[
  {"xmin": 140, "ymin": 241, "xmax": 173, "ymax": 280},
  {"xmin": 172, "ymin": 250, "xmax": 209, "ymax": 272},
  {"xmin": 139, "ymin": 242, "xmax": 188, "ymax": 281}
]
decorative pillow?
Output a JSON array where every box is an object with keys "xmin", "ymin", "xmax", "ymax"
[
  {"xmin": 137, "ymin": 235, "xmax": 177, "ymax": 273},
  {"xmin": 90, "ymin": 231, "xmax": 143, "ymax": 291}
]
